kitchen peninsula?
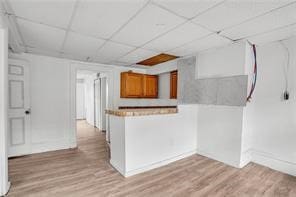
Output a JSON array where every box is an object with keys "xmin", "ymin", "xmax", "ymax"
[{"xmin": 106, "ymin": 106, "xmax": 197, "ymax": 177}]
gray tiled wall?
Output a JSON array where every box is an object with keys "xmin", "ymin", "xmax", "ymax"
[{"xmin": 177, "ymin": 57, "xmax": 247, "ymax": 106}]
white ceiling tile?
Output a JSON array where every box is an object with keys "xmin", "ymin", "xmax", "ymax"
[
  {"xmin": 71, "ymin": 0, "xmax": 148, "ymax": 39},
  {"xmin": 8, "ymin": 0, "xmax": 76, "ymax": 28},
  {"xmin": 152, "ymin": 0, "xmax": 224, "ymax": 19},
  {"xmin": 193, "ymin": 0, "xmax": 294, "ymax": 31},
  {"xmin": 119, "ymin": 48, "xmax": 158, "ymax": 64},
  {"xmin": 143, "ymin": 22, "xmax": 212, "ymax": 51},
  {"xmin": 169, "ymin": 34, "xmax": 231, "ymax": 56},
  {"xmin": 221, "ymin": 3, "xmax": 296, "ymax": 40},
  {"xmin": 63, "ymin": 32, "xmax": 105, "ymax": 59},
  {"xmin": 112, "ymin": 4, "xmax": 186, "ymax": 47},
  {"xmin": 108, "ymin": 61, "xmax": 132, "ymax": 67},
  {"xmin": 94, "ymin": 41, "xmax": 135, "ymax": 63},
  {"xmin": 247, "ymin": 24, "xmax": 296, "ymax": 45},
  {"xmin": 17, "ymin": 19, "xmax": 66, "ymax": 51},
  {"xmin": 61, "ymin": 53, "xmax": 88, "ymax": 62},
  {"xmin": 26, "ymin": 46, "xmax": 60, "ymax": 59}
]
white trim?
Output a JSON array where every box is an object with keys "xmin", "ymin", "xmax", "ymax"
[
  {"xmin": 251, "ymin": 149, "xmax": 296, "ymax": 176},
  {"xmin": 110, "ymin": 159, "xmax": 125, "ymax": 176},
  {"xmin": 69, "ymin": 63, "xmax": 115, "ymax": 148},
  {"xmin": 111, "ymin": 149, "xmax": 197, "ymax": 177},
  {"xmin": 30, "ymin": 139, "xmax": 72, "ymax": 155},
  {"xmin": 240, "ymin": 149, "xmax": 252, "ymax": 168},
  {"xmin": 0, "ymin": 28, "xmax": 10, "ymax": 196},
  {"xmin": 196, "ymin": 149, "xmax": 241, "ymax": 168}
]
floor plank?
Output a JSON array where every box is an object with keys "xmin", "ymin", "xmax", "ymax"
[{"xmin": 7, "ymin": 120, "xmax": 296, "ymax": 197}]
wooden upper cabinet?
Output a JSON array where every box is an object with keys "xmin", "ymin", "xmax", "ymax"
[
  {"xmin": 170, "ymin": 71, "xmax": 178, "ymax": 99},
  {"xmin": 120, "ymin": 72, "xmax": 158, "ymax": 98},
  {"xmin": 121, "ymin": 72, "xmax": 143, "ymax": 98},
  {"xmin": 143, "ymin": 75, "xmax": 158, "ymax": 98}
]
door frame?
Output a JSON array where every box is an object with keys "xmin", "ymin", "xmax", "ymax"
[
  {"xmin": 100, "ymin": 76, "xmax": 108, "ymax": 131},
  {"xmin": 0, "ymin": 28, "xmax": 10, "ymax": 196},
  {"xmin": 69, "ymin": 62, "xmax": 114, "ymax": 147},
  {"xmin": 94, "ymin": 77, "xmax": 101, "ymax": 129}
]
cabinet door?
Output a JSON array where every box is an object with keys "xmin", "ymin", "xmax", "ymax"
[
  {"xmin": 121, "ymin": 72, "xmax": 143, "ymax": 98},
  {"xmin": 143, "ymin": 75, "xmax": 158, "ymax": 98},
  {"xmin": 170, "ymin": 71, "xmax": 178, "ymax": 99}
]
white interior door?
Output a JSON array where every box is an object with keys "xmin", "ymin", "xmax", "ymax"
[{"xmin": 7, "ymin": 59, "xmax": 31, "ymax": 157}]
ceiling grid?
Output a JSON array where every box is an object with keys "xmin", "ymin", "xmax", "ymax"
[
  {"xmin": 1, "ymin": 0, "xmax": 296, "ymax": 66},
  {"xmin": 59, "ymin": 0, "xmax": 80, "ymax": 59}
]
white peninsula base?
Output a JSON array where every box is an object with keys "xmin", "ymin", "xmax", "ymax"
[{"xmin": 108, "ymin": 105, "xmax": 198, "ymax": 177}]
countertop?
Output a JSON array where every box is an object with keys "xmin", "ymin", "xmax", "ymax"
[{"xmin": 105, "ymin": 107, "xmax": 178, "ymax": 117}]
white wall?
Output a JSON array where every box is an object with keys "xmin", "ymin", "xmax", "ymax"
[
  {"xmin": 197, "ymin": 42, "xmax": 246, "ymax": 79},
  {"xmin": 146, "ymin": 59, "xmax": 177, "ymax": 75},
  {"xmin": 193, "ymin": 42, "xmax": 248, "ymax": 168},
  {"xmin": 0, "ymin": 28, "xmax": 9, "ymax": 196},
  {"xmin": 194, "ymin": 37, "xmax": 296, "ymax": 175},
  {"xmin": 197, "ymin": 105, "xmax": 244, "ymax": 168},
  {"xmin": 158, "ymin": 72, "xmax": 170, "ymax": 99},
  {"xmin": 76, "ymin": 80, "xmax": 85, "ymax": 119},
  {"xmin": 243, "ymin": 37, "xmax": 296, "ymax": 175}
]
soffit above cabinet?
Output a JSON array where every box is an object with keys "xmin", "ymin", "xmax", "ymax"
[{"xmin": 137, "ymin": 53, "xmax": 179, "ymax": 66}]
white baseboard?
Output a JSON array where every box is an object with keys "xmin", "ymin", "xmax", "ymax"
[
  {"xmin": 111, "ymin": 150, "xmax": 197, "ymax": 177},
  {"xmin": 6, "ymin": 181, "xmax": 11, "ymax": 196},
  {"xmin": 31, "ymin": 139, "xmax": 72, "ymax": 154},
  {"xmin": 251, "ymin": 149, "xmax": 296, "ymax": 176},
  {"xmin": 69, "ymin": 138, "xmax": 77, "ymax": 149},
  {"xmin": 110, "ymin": 159, "xmax": 125, "ymax": 176},
  {"xmin": 125, "ymin": 150, "xmax": 197, "ymax": 177},
  {"xmin": 240, "ymin": 149, "xmax": 252, "ymax": 168},
  {"xmin": 196, "ymin": 148, "xmax": 295, "ymax": 176},
  {"xmin": 196, "ymin": 149, "xmax": 241, "ymax": 168},
  {"xmin": 0, "ymin": 181, "xmax": 10, "ymax": 197}
]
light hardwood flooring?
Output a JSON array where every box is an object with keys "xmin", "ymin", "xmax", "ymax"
[{"xmin": 8, "ymin": 120, "xmax": 296, "ymax": 197}]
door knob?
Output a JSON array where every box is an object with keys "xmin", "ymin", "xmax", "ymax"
[{"xmin": 25, "ymin": 109, "xmax": 31, "ymax": 115}]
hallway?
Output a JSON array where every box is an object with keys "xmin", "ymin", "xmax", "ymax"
[{"xmin": 7, "ymin": 121, "xmax": 296, "ymax": 197}]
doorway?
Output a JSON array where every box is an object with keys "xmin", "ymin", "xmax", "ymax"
[
  {"xmin": 75, "ymin": 70, "xmax": 108, "ymax": 145},
  {"xmin": 94, "ymin": 75, "xmax": 108, "ymax": 131}
]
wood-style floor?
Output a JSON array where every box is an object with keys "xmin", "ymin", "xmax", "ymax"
[{"xmin": 8, "ymin": 120, "xmax": 296, "ymax": 197}]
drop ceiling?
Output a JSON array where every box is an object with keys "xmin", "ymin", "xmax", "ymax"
[{"xmin": 1, "ymin": 0, "xmax": 296, "ymax": 67}]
